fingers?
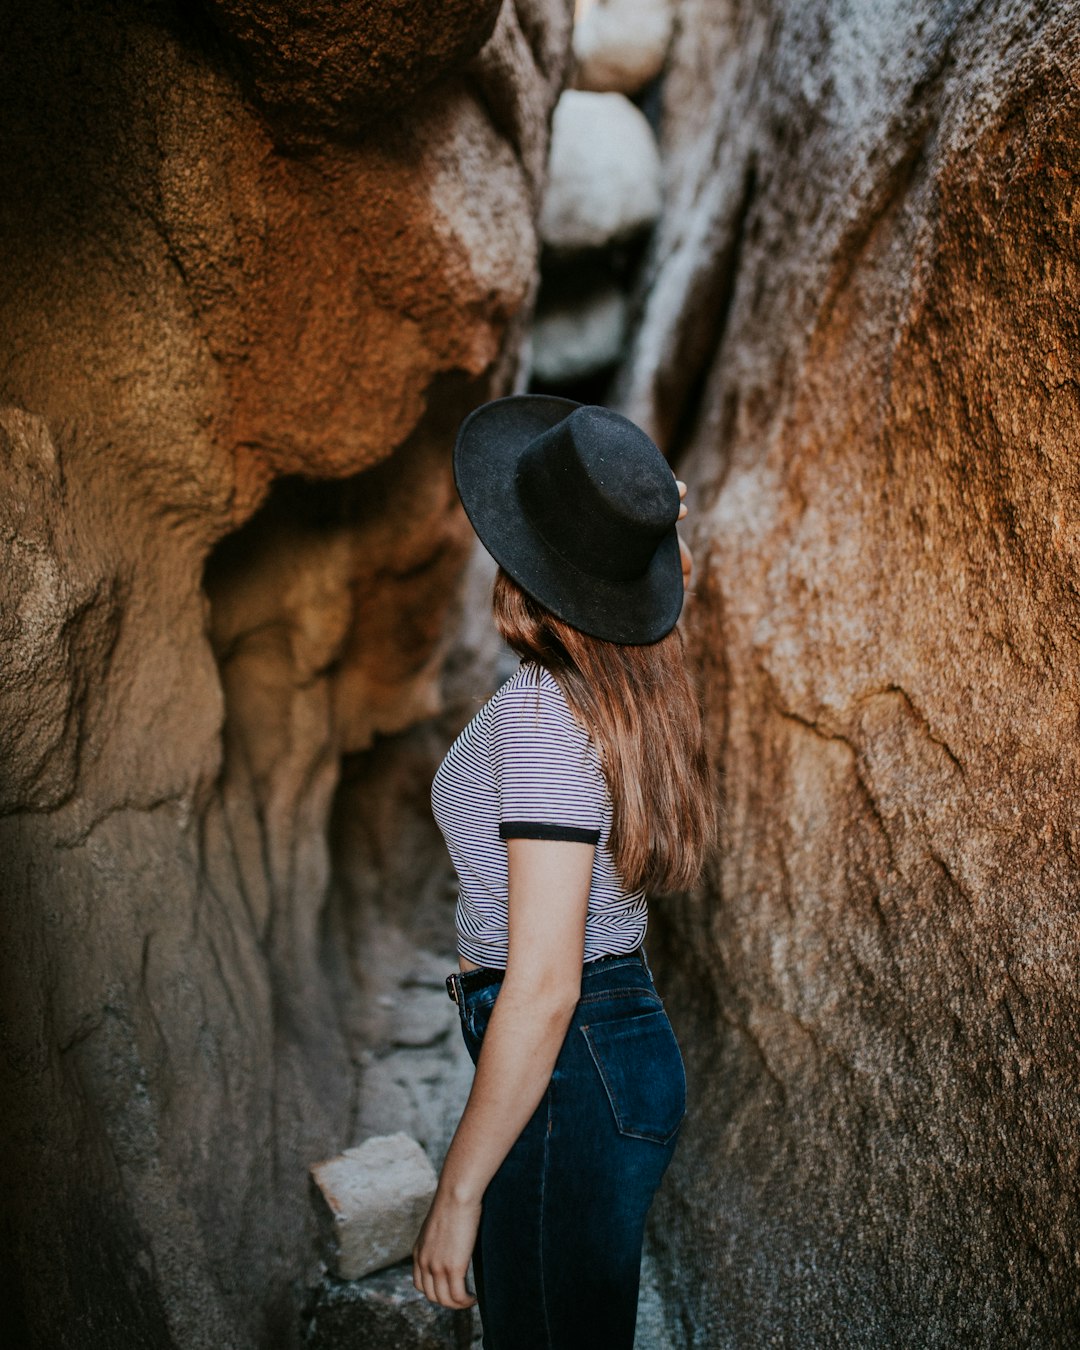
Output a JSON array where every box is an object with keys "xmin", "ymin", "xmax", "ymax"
[
  {"xmin": 453, "ymin": 1274, "xmax": 478, "ymax": 1308},
  {"xmin": 413, "ymin": 1247, "xmax": 476, "ymax": 1310},
  {"xmin": 419, "ymin": 1266, "xmax": 476, "ymax": 1309},
  {"xmin": 439, "ymin": 1268, "xmax": 478, "ymax": 1309},
  {"xmin": 673, "ymin": 476, "xmax": 692, "ymax": 581},
  {"xmin": 413, "ymin": 1247, "xmax": 436, "ymax": 1306},
  {"xmin": 678, "ymin": 534, "xmax": 693, "ymax": 586},
  {"xmin": 675, "ymin": 475, "xmax": 691, "ymax": 580}
]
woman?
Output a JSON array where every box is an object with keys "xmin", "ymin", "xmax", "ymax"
[{"xmin": 413, "ymin": 395, "xmax": 714, "ymax": 1349}]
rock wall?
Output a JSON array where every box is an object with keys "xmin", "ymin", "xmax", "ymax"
[
  {"xmin": 0, "ymin": 3, "xmax": 572, "ymax": 1346},
  {"xmin": 623, "ymin": 0, "xmax": 1080, "ymax": 1343}
]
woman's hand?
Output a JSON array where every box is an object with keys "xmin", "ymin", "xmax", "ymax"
[
  {"xmin": 412, "ymin": 1189, "xmax": 481, "ymax": 1310},
  {"xmin": 675, "ymin": 477, "xmax": 693, "ymax": 587}
]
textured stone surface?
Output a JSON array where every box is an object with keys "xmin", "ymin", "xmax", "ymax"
[
  {"xmin": 201, "ymin": 0, "xmax": 505, "ymax": 143},
  {"xmin": 0, "ymin": 2, "xmax": 572, "ymax": 1346},
  {"xmin": 310, "ymin": 1134, "xmax": 438, "ymax": 1281},
  {"xmin": 572, "ymin": 0, "xmax": 673, "ymax": 95},
  {"xmin": 617, "ymin": 0, "xmax": 1080, "ymax": 1344},
  {"xmin": 539, "ymin": 90, "xmax": 662, "ymax": 252},
  {"xmin": 302, "ymin": 1262, "xmax": 471, "ymax": 1350}
]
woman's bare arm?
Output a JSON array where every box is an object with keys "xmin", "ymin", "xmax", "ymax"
[{"xmin": 412, "ymin": 836, "xmax": 594, "ymax": 1310}]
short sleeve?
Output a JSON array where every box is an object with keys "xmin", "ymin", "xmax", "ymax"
[{"xmin": 490, "ymin": 669, "xmax": 606, "ymax": 845}]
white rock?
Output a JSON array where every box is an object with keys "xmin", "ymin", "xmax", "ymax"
[
  {"xmin": 390, "ymin": 983, "xmax": 456, "ymax": 1049},
  {"xmin": 531, "ymin": 286, "xmax": 629, "ymax": 384},
  {"xmin": 540, "ymin": 90, "xmax": 662, "ymax": 253},
  {"xmin": 353, "ymin": 1059, "xmax": 415, "ymax": 1141},
  {"xmin": 309, "ymin": 1133, "xmax": 438, "ymax": 1280},
  {"xmin": 573, "ymin": 0, "xmax": 674, "ymax": 96}
]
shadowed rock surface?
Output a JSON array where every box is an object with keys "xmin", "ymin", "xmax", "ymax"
[
  {"xmin": 619, "ymin": 0, "xmax": 1080, "ymax": 1343},
  {"xmin": 301, "ymin": 1263, "xmax": 472, "ymax": 1350},
  {"xmin": 0, "ymin": 2, "xmax": 571, "ymax": 1346}
]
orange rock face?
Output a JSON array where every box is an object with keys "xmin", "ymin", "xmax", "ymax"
[{"xmin": 0, "ymin": 2, "xmax": 571, "ymax": 1345}]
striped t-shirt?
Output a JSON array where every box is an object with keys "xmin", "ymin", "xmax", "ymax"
[{"xmin": 431, "ymin": 659, "xmax": 647, "ymax": 968}]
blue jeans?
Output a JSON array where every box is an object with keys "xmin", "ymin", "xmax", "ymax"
[{"xmin": 448, "ymin": 949, "xmax": 686, "ymax": 1350}]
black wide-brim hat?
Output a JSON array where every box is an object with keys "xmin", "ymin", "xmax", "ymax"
[{"xmin": 453, "ymin": 394, "xmax": 683, "ymax": 644}]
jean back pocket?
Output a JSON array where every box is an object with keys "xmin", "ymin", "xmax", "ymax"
[{"xmin": 580, "ymin": 1009, "xmax": 687, "ymax": 1144}]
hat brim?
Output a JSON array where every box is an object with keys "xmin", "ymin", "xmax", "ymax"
[{"xmin": 453, "ymin": 394, "xmax": 684, "ymax": 645}]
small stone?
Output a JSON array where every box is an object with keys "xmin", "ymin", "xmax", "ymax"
[
  {"xmin": 310, "ymin": 1133, "xmax": 438, "ymax": 1280},
  {"xmin": 531, "ymin": 285, "xmax": 629, "ymax": 384},
  {"xmin": 390, "ymin": 984, "xmax": 456, "ymax": 1049},
  {"xmin": 539, "ymin": 90, "xmax": 662, "ymax": 253},
  {"xmin": 573, "ymin": 0, "xmax": 674, "ymax": 96},
  {"xmin": 354, "ymin": 1059, "xmax": 415, "ymax": 1140}
]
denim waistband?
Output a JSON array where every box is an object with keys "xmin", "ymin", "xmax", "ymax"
[{"xmin": 445, "ymin": 946, "xmax": 646, "ymax": 1005}]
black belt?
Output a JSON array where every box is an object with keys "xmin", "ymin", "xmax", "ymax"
[{"xmin": 445, "ymin": 946, "xmax": 644, "ymax": 1004}]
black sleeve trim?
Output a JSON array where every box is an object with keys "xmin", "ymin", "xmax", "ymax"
[{"xmin": 499, "ymin": 821, "xmax": 600, "ymax": 844}]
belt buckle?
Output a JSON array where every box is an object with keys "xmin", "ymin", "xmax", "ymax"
[{"xmin": 445, "ymin": 973, "xmax": 458, "ymax": 1004}]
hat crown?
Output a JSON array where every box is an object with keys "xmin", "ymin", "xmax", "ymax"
[
  {"xmin": 515, "ymin": 407, "xmax": 678, "ymax": 585},
  {"xmin": 452, "ymin": 393, "xmax": 684, "ymax": 642}
]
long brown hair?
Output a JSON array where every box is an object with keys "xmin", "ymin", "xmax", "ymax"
[{"xmin": 492, "ymin": 566, "xmax": 716, "ymax": 893}]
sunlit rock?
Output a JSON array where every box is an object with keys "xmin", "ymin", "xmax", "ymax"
[
  {"xmin": 613, "ymin": 0, "xmax": 1080, "ymax": 1343},
  {"xmin": 540, "ymin": 90, "xmax": 662, "ymax": 253},
  {"xmin": 573, "ymin": 0, "xmax": 674, "ymax": 95},
  {"xmin": 310, "ymin": 1134, "xmax": 438, "ymax": 1281}
]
